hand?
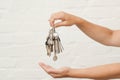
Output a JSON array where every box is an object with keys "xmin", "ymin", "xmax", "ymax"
[
  {"xmin": 39, "ymin": 62, "xmax": 70, "ymax": 78},
  {"xmin": 49, "ymin": 11, "xmax": 84, "ymax": 27}
]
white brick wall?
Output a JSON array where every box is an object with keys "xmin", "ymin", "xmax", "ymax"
[{"xmin": 0, "ymin": 0, "xmax": 120, "ymax": 80}]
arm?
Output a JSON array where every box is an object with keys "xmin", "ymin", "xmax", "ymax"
[
  {"xmin": 68, "ymin": 63, "xmax": 120, "ymax": 79},
  {"xmin": 49, "ymin": 11, "xmax": 120, "ymax": 47},
  {"xmin": 75, "ymin": 19, "xmax": 120, "ymax": 46},
  {"xmin": 39, "ymin": 62, "xmax": 120, "ymax": 79}
]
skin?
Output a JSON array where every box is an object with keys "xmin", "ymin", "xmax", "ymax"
[{"xmin": 39, "ymin": 11, "xmax": 120, "ymax": 79}]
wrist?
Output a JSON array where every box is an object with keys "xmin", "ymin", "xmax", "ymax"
[
  {"xmin": 66, "ymin": 67, "xmax": 72, "ymax": 77},
  {"xmin": 66, "ymin": 68, "xmax": 88, "ymax": 78},
  {"xmin": 74, "ymin": 17, "xmax": 86, "ymax": 26}
]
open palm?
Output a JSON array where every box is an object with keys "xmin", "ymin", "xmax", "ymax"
[{"xmin": 39, "ymin": 62, "xmax": 70, "ymax": 78}]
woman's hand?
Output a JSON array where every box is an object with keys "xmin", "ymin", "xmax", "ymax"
[
  {"xmin": 49, "ymin": 11, "xmax": 84, "ymax": 27},
  {"xmin": 39, "ymin": 62, "xmax": 70, "ymax": 78}
]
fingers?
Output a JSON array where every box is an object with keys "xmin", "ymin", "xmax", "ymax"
[
  {"xmin": 49, "ymin": 17, "xmax": 63, "ymax": 27},
  {"xmin": 49, "ymin": 11, "xmax": 65, "ymax": 27},
  {"xmin": 39, "ymin": 62, "xmax": 52, "ymax": 73},
  {"xmin": 39, "ymin": 62, "xmax": 59, "ymax": 74},
  {"xmin": 39, "ymin": 62, "xmax": 67, "ymax": 78}
]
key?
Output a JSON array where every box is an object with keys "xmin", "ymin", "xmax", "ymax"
[
  {"xmin": 45, "ymin": 43, "xmax": 49, "ymax": 56},
  {"xmin": 45, "ymin": 38, "xmax": 50, "ymax": 56},
  {"xmin": 55, "ymin": 34, "xmax": 60, "ymax": 53},
  {"xmin": 53, "ymin": 32, "xmax": 63, "ymax": 53},
  {"xmin": 46, "ymin": 28, "xmax": 54, "ymax": 56},
  {"xmin": 57, "ymin": 37, "xmax": 61, "ymax": 53},
  {"xmin": 46, "ymin": 36, "xmax": 52, "ymax": 56},
  {"xmin": 58, "ymin": 37, "xmax": 64, "ymax": 52}
]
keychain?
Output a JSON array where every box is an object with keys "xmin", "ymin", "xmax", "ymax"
[{"xmin": 45, "ymin": 28, "xmax": 64, "ymax": 61}]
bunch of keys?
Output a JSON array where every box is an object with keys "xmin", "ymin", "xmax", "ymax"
[{"xmin": 45, "ymin": 28, "xmax": 64, "ymax": 61}]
